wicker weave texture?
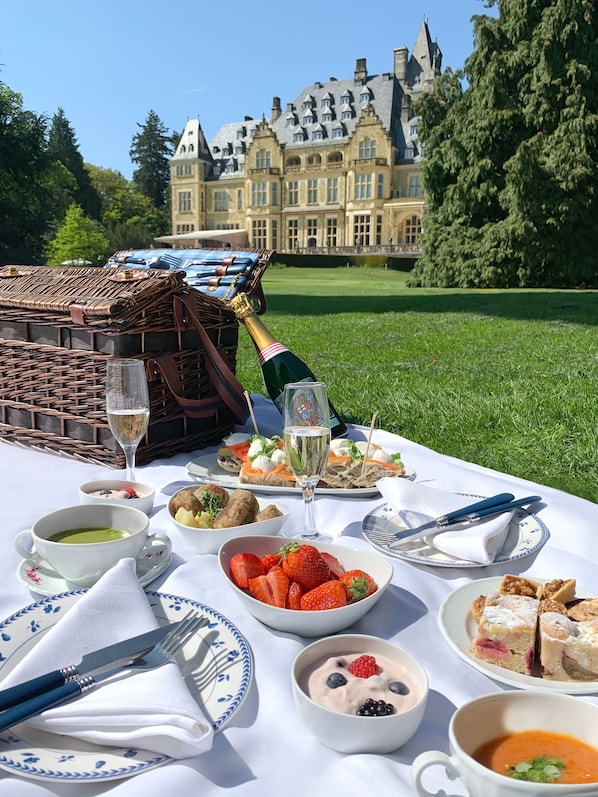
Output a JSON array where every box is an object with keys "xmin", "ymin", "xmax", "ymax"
[{"xmin": 0, "ymin": 266, "xmax": 244, "ymax": 467}]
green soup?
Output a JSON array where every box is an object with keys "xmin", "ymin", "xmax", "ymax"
[{"xmin": 48, "ymin": 527, "xmax": 132, "ymax": 544}]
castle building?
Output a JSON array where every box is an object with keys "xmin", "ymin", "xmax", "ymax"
[{"xmin": 169, "ymin": 21, "xmax": 441, "ymax": 254}]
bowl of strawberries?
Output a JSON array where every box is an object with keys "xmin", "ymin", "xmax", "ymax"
[{"xmin": 218, "ymin": 535, "xmax": 393, "ymax": 636}]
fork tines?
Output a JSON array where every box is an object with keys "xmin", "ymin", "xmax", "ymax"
[{"xmin": 159, "ymin": 611, "xmax": 207, "ymax": 657}]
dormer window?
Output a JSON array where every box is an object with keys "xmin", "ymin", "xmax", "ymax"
[
  {"xmin": 302, "ymin": 95, "xmax": 314, "ymax": 110},
  {"xmin": 341, "ymin": 108, "xmax": 353, "ymax": 120},
  {"xmin": 340, "ymin": 91, "xmax": 352, "ymax": 105},
  {"xmin": 303, "ymin": 112, "xmax": 314, "ymax": 125},
  {"xmin": 286, "ymin": 114, "xmax": 297, "ymax": 127},
  {"xmin": 359, "ymin": 89, "xmax": 372, "ymax": 104},
  {"xmin": 293, "ymin": 130, "xmax": 306, "ymax": 143},
  {"xmin": 404, "ymin": 147, "xmax": 414, "ymax": 160},
  {"xmin": 322, "ymin": 110, "xmax": 333, "ymax": 123}
]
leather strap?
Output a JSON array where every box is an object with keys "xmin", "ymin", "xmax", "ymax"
[{"xmin": 146, "ymin": 292, "xmax": 249, "ymax": 423}]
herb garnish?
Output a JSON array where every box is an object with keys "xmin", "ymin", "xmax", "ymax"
[
  {"xmin": 509, "ymin": 756, "xmax": 565, "ymax": 783},
  {"xmin": 199, "ymin": 489, "xmax": 227, "ymax": 519},
  {"xmin": 248, "ymin": 434, "xmax": 282, "ymax": 461}
]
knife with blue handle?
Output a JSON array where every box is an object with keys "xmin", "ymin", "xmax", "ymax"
[
  {"xmin": 389, "ymin": 494, "xmax": 542, "ymax": 548},
  {"xmin": 0, "ymin": 620, "xmax": 181, "ymax": 712}
]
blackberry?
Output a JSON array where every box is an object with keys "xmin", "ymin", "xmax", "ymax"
[
  {"xmin": 388, "ymin": 681, "xmax": 410, "ymax": 695},
  {"xmin": 356, "ymin": 698, "xmax": 396, "ymax": 717},
  {"xmin": 326, "ymin": 672, "xmax": 347, "ymax": 689}
]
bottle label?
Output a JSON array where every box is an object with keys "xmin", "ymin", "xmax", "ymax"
[{"xmin": 258, "ymin": 341, "xmax": 288, "ymax": 366}]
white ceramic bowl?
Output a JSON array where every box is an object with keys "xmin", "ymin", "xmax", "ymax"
[
  {"xmin": 79, "ymin": 480, "xmax": 155, "ymax": 515},
  {"xmin": 292, "ymin": 633, "xmax": 428, "ymax": 753},
  {"xmin": 413, "ymin": 690, "xmax": 598, "ymax": 797},
  {"xmin": 218, "ymin": 535, "xmax": 393, "ymax": 636},
  {"xmin": 170, "ymin": 495, "xmax": 289, "ymax": 555}
]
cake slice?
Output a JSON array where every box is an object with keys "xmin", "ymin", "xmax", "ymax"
[
  {"xmin": 539, "ymin": 612, "xmax": 598, "ymax": 681},
  {"xmin": 469, "ymin": 591, "xmax": 539, "ymax": 675}
]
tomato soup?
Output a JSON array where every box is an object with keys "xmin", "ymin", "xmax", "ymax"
[{"xmin": 474, "ymin": 730, "xmax": 598, "ymax": 785}]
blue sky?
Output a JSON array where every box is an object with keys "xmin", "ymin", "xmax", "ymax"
[{"xmin": 1, "ymin": 0, "xmax": 494, "ymax": 179}]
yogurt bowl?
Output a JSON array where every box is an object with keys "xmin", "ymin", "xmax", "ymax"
[
  {"xmin": 292, "ymin": 633, "xmax": 428, "ymax": 753},
  {"xmin": 79, "ymin": 479, "xmax": 155, "ymax": 515}
]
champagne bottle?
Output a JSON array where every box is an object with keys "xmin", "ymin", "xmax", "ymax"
[{"xmin": 230, "ymin": 293, "xmax": 348, "ymax": 438}]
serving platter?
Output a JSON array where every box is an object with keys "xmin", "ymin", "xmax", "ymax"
[
  {"xmin": 0, "ymin": 591, "xmax": 252, "ymax": 782},
  {"xmin": 362, "ymin": 503, "xmax": 548, "ymax": 567},
  {"xmin": 186, "ymin": 452, "xmax": 416, "ymax": 497},
  {"xmin": 439, "ymin": 576, "xmax": 598, "ymax": 693}
]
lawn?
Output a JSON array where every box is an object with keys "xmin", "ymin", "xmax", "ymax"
[{"xmin": 234, "ymin": 266, "xmax": 598, "ymax": 503}]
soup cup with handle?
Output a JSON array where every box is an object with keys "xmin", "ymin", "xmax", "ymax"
[
  {"xmin": 15, "ymin": 503, "xmax": 170, "ymax": 587},
  {"xmin": 412, "ymin": 690, "xmax": 598, "ymax": 797}
]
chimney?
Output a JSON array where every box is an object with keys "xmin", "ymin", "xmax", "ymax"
[
  {"xmin": 401, "ymin": 93, "xmax": 412, "ymax": 123},
  {"xmin": 354, "ymin": 58, "xmax": 367, "ymax": 84},
  {"xmin": 394, "ymin": 46, "xmax": 408, "ymax": 86},
  {"xmin": 271, "ymin": 96, "xmax": 281, "ymax": 122}
]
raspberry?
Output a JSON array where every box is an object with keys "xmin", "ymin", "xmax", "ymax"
[{"xmin": 347, "ymin": 655, "xmax": 378, "ymax": 678}]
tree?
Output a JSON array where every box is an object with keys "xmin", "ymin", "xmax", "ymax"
[
  {"xmin": 47, "ymin": 108, "xmax": 102, "ymax": 220},
  {"xmin": 412, "ymin": 0, "xmax": 598, "ymax": 288},
  {"xmin": 0, "ymin": 83, "xmax": 58, "ymax": 265},
  {"xmin": 129, "ymin": 110, "xmax": 173, "ymax": 208},
  {"xmin": 86, "ymin": 164, "xmax": 164, "ymax": 250},
  {"xmin": 45, "ymin": 204, "xmax": 110, "ymax": 266}
]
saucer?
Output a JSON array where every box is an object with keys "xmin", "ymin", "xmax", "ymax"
[{"xmin": 16, "ymin": 537, "xmax": 173, "ymax": 596}]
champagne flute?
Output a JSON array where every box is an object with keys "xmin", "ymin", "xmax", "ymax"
[
  {"xmin": 105, "ymin": 359, "xmax": 150, "ymax": 481},
  {"xmin": 283, "ymin": 381, "xmax": 331, "ymax": 541}
]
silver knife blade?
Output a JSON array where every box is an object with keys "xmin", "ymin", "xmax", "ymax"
[
  {"xmin": 0, "ymin": 620, "xmax": 182, "ymax": 712},
  {"xmin": 73, "ymin": 620, "xmax": 182, "ymax": 675}
]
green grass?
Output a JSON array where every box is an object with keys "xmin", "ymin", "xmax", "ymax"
[{"xmin": 234, "ymin": 267, "xmax": 598, "ymax": 503}]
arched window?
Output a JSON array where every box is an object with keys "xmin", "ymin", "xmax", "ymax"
[{"xmin": 328, "ymin": 151, "xmax": 343, "ymax": 163}]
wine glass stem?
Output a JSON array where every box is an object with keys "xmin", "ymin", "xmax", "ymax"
[
  {"xmin": 301, "ymin": 480, "xmax": 319, "ymax": 540},
  {"xmin": 123, "ymin": 445, "xmax": 138, "ymax": 481}
]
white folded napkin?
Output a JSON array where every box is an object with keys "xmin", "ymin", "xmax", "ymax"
[
  {"xmin": 3, "ymin": 558, "xmax": 213, "ymax": 759},
  {"xmin": 376, "ymin": 478, "xmax": 513, "ymax": 564}
]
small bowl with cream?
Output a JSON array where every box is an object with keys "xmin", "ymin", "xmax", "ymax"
[
  {"xmin": 79, "ymin": 479, "xmax": 155, "ymax": 515},
  {"xmin": 292, "ymin": 633, "xmax": 428, "ymax": 754}
]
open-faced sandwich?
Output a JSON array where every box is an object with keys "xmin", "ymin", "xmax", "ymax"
[{"xmin": 217, "ymin": 433, "xmax": 407, "ymax": 490}]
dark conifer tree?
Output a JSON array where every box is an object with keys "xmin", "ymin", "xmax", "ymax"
[
  {"xmin": 47, "ymin": 108, "xmax": 102, "ymax": 220},
  {"xmin": 413, "ymin": 0, "xmax": 598, "ymax": 288},
  {"xmin": 129, "ymin": 110, "xmax": 173, "ymax": 208}
]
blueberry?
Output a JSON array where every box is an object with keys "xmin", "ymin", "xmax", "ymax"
[
  {"xmin": 326, "ymin": 672, "xmax": 347, "ymax": 689},
  {"xmin": 388, "ymin": 680, "xmax": 410, "ymax": 695},
  {"xmin": 99, "ymin": 489, "xmax": 111, "ymax": 495}
]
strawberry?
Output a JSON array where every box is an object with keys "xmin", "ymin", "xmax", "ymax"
[
  {"xmin": 261, "ymin": 552, "xmax": 282, "ymax": 572},
  {"xmin": 279, "ymin": 542, "xmax": 331, "ymax": 590},
  {"xmin": 348, "ymin": 655, "xmax": 379, "ymax": 678},
  {"xmin": 286, "ymin": 580, "xmax": 305, "ymax": 610},
  {"xmin": 248, "ymin": 566, "xmax": 289, "ymax": 607},
  {"xmin": 229, "ymin": 553, "xmax": 264, "ymax": 589},
  {"xmin": 320, "ymin": 551, "xmax": 345, "ymax": 579},
  {"xmin": 339, "ymin": 569, "xmax": 377, "ymax": 602},
  {"xmin": 300, "ymin": 580, "xmax": 348, "ymax": 611}
]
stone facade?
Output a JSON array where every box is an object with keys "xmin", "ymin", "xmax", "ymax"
[{"xmin": 170, "ymin": 22, "xmax": 441, "ymax": 254}]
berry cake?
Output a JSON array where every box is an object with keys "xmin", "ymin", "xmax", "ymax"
[
  {"xmin": 539, "ymin": 612, "xmax": 598, "ymax": 681},
  {"xmin": 469, "ymin": 591, "xmax": 539, "ymax": 675}
]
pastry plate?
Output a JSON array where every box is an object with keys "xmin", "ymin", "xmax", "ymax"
[
  {"xmin": 186, "ymin": 452, "xmax": 416, "ymax": 496},
  {"xmin": 0, "ymin": 591, "xmax": 253, "ymax": 782},
  {"xmin": 362, "ymin": 503, "xmax": 548, "ymax": 567},
  {"xmin": 439, "ymin": 576, "xmax": 598, "ymax": 693},
  {"xmin": 16, "ymin": 539, "xmax": 173, "ymax": 597}
]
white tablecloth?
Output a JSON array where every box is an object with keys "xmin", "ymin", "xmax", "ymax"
[{"xmin": 0, "ymin": 395, "xmax": 596, "ymax": 797}]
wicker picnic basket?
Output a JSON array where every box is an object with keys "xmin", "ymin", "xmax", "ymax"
[{"xmin": 0, "ymin": 252, "xmax": 272, "ymax": 467}]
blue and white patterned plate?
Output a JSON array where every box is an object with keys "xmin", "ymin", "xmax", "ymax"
[
  {"xmin": 0, "ymin": 591, "xmax": 253, "ymax": 782},
  {"xmin": 362, "ymin": 502, "xmax": 548, "ymax": 567}
]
